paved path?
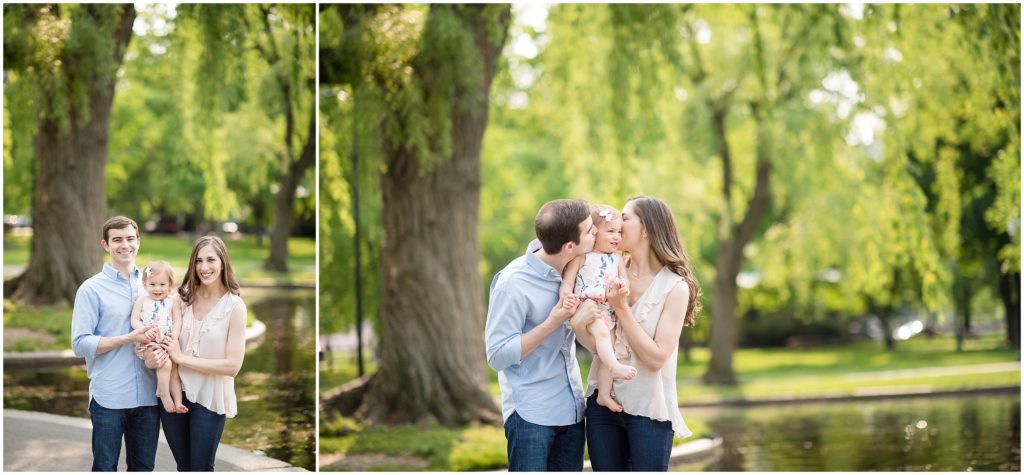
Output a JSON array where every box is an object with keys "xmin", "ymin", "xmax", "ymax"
[{"xmin": 3, "ymin": 410, "xmax": 305, "ymax": 472}]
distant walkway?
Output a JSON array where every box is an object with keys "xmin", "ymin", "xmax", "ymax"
[{"xmin": 3, "ymin": 410, "xmax": 305, "ymax": 471}]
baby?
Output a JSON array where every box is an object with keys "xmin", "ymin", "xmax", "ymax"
[
  {"xmin": 560, "ymin": 204, "xmax": 637, "ymax": 412},
  {"xmin": 130, "ymin": 261, "xmax": 187, "ymax": 414}
]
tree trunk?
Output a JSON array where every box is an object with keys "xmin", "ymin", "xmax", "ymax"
[
  {"xmin": 356, "ymin": 4, "xmax": 509, "ymax": 426},
  {"xmin": 704, "ymin": 237, "xmax": 741, "ymax": 385},
  {"xmin": 998, "ymin": 271, "xmax": 1020, "ymax": 349},
  {"xmin": 876, "ymin": 304, "xmax": 896, "ymax": 351},
  {"xmin": 265, "ymin": 103, "xmax": 316, "ymax": 272},
  {"xmin": 703, "ymin": 109, "xmax": 773, "ymax": 386},
  {"xmin": 6, "ymin": 5, "xmax": 135, "ymax": 305}
]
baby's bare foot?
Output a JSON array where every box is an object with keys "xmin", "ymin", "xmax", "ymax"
[
  {"xmin": 597, "ymin": 393, "xmax": 624, "ymax": 412},
  {"xmin": 609, "ymin": 363, "xmax": 637, "ymax": 381},
  {"xmin": 160, "ymin": 397, "xmax": 176, "ymax": 413},
  {"xmin": 175, "ymin": 404, "xmax": 189, "ymax": 414}
]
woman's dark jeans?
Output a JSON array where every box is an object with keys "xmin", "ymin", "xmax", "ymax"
[
  {"xmin": 585, "ymin": 392, "xmax": 674, "ymax": 471},
  {"xmin": 158, "ymin": 392, "xmax": 227, "ymax": 472}
]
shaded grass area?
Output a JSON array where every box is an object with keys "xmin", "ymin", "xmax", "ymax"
[
  {"xmin": 320, "ymin": 351, "xmax": 378, "ymax": 394},
  {"xmin": 320, "ymin": 416, "xmax": 508, "ymax": 471},
  {"xmin": 3, "ymin": 234, "xmax": 316, "ymax": 286},
  {"xmin": 319, "ymin": 333, "xmax": 1019, "ymax": 470}
]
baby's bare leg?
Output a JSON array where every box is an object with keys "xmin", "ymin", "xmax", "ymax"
[
  {"xmin": 169, "ymin": 364, "xmax": 188, "ymax": 413},
  {"xmin": 157, "ymin": 358, "xmax": 176, "ymax": 413},
  {"xmin": 587, "ymin": 318, "xmax": 637, "ymax": 380},
  {"xmin": 596, "ymin": 359, "xmax": 624, "ymax": 412}
]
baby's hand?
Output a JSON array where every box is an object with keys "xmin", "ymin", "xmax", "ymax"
[
  {"xmin": 561, "ymin": 293, "xmax": 579, "ymax": 310},
  {"xmin": 145, "ymin": 328, "xmax": 158, "ymax": 340},
  {"xmin": 614, "ymin": 277, "xmax": 630, "ymax": 296}
]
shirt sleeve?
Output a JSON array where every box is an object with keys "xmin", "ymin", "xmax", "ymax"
[
  {"xmin": 484, "ymin": 285, "xmax": 527, "ymax": 372},
  {"xmin": 71, "ymin": 283, "xmax": 100, "ymax": 363}
]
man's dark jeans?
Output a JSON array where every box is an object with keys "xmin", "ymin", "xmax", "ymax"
[
  {"xmin": 159, "ymin": 393, "xmax": 227, "ymax": 472},
  {"xmin": 89, "ymin": 398, "xmax": 160, "ymax": 472},
  {"xmin": 504, "ymin": 411, "xmax": 585, "ymax": 471}
]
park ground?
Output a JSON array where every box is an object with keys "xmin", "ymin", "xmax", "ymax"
[{"xmin": 318, "ymin": 333, "xmax": 1020, "ymax": 471}]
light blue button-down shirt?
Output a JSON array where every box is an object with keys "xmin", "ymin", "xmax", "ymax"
[
  {"xmin": 485, "ymin": 240, "xmax": 585, "ymax": 427},
  {"xmin": 71, "ymin": 263, "xmax": 158, "ymax": 409}
]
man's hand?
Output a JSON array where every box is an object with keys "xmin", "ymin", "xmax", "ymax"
[
  {"xmin": 129, "ymin": 324, "xmax": 157, "ymax": 344},
  {"xmin": 142, "ymin": 345, "xmax": 169, "ymax": 369}
]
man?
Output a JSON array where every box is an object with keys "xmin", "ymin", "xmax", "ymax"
[
  {"xmin": 485, "ymin": 199, "xmax": 600, "ymax": 471},
  {"xmin": 71, "ymin": 216, "xmax": 159, "ymax": 471}
]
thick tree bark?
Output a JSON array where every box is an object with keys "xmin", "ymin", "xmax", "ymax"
[
  {"xmin": 355, "ymin": 5, "xmax": 510, "ymax": 426},
  {"xmin": 6, "ymin": 5, "xmax": 135, "ymax": 305},
  {"xmin": 266, "ymin": 103, "xmax": 316, "ymax": 272}
]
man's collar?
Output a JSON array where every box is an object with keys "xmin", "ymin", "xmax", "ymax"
[
  {"xmin": 102, "ymin": 262, "xmax": 140, "ymax": 281},
  {"xmin": 525, "ymin": 239, "xmax": 562, "ymax": 281}
]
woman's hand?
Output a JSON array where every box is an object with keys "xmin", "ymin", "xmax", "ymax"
[
  {"xmin": 141, "ymin": 345, "xmax": 169, "ymax": 369},
  {"xmin": 160, "ymin": 334, "xmax": 184, "ymax": 363},
  {"xmin": 569, "ymin": 299, "xmax": 601, "ymax": 333},
  {"xmin": 606, "ymin": 277, "xmax": 630, "ymax": 314}
]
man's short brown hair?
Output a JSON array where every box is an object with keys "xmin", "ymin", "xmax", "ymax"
[
  {"xmin": 535, "ymin": 199, "xmax": 590, "ymax": 254},
  {"xmin": 102, "ymin": 216, "xmax": 140, "ymax": 242}
]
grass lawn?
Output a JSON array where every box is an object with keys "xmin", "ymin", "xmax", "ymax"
[
  {"xmin": 319, "ymin": 333, "xmax": 1020, "ymax": 470},
  {"xmin": 3, "ymin": 234, "xmax": 315, "ymax": 286}
]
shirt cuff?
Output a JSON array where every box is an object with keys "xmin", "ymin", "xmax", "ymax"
[{"xmin": 72, "ymin": 334, "xmax": 100, "ymax": 362}]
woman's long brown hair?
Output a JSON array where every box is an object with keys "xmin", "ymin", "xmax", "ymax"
[
  {"xmin": 178, "ymin": 235, "xmax": 240, "ymax": 306},
  {"xmin": 627, "ymin": 196, "xmax": 702, "ymax": 327}
]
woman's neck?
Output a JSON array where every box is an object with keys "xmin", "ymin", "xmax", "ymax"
[
  {"xmin": 628, "ymin": 248, "xmax": 662, "ymax": 279},
  {"xmin": 196, "ymin": 282, "xmax": 228, "ymax": 300}
]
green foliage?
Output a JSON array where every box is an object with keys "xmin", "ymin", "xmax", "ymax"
[{"xmin": 3, "ymin": 4, "xmax": 131, "ymax": 215}]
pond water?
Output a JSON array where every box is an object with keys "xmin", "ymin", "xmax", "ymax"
[
  {"xmin": 674, "ymin": 392, "xmax": 1020, "ymax": 471},
  {"xmin": 3, "ymin": 288, "xmax": 316, "ymax": 471}
]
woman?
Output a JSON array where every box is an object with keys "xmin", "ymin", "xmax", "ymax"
[
  {"xmin": 160, "ymin": 235, "xmax": 247, "ymax": 471},
  {"xmin": 571, "ymin": 195, "xmax": 702, "ymax": 471}
]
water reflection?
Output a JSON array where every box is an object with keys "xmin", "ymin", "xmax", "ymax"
[
  {"xmin": 3, "ymin": 288, "xmax": 316, "ymax": 471},
  {"xmin": 679, "ymin": 393, "xmax": 1020, "ymax": 471}
]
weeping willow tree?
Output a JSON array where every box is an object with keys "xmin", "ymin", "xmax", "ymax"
[
  {"xmin": 178, "ymin": 4, "xmax": 316, "ymax": 271},
  {"xmin": 320, "ymin": 4, "xmax": 510, "ymax": 426},
  {"xmin": 3, "ymin": 4, "xmax": 135, "ymax": 304},
  {"xmin": 848, "ymin": 4, "xmax": 1021, "ymax": 349}
]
